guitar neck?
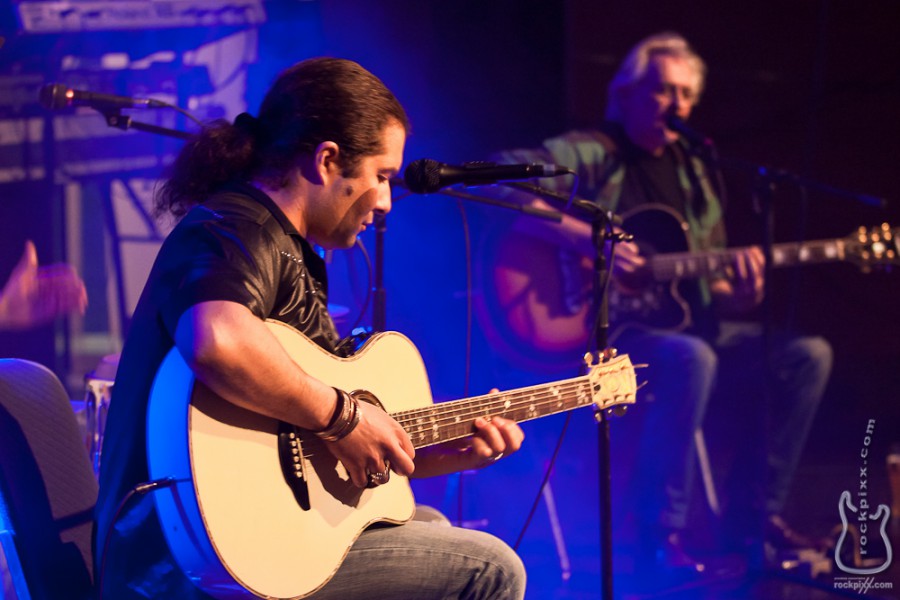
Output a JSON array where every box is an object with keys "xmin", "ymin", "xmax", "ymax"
[
  {"xmin": 391, "ymin": 374, "xmax": 593, "ymax": 449},
  {"xmin": 651, "ymin": 238, "xmax": 847, "ymax": 282}
]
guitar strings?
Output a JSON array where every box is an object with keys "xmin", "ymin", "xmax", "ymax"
[
  {"xmin": 652, "ymin": 239, "xmax": 839, "ymax": 278},
  {"xmin": 295, "ymin": 381, "xmax": 620, "ymax": 457},
  {"xmin": 398, "ymin": 400, "xmax": 587, "ymax": 445},
  {"xmin": 393, "ymin": 370, "xmax": 632, "ymax": 443},
  {"xmin": 290, "ymin": 365, "xmax": 633, "ymax": 458},
  {"xmin": 397, "ymin": 364, "xmax": 632, "ymax": 427},
  {"xmin": 395, "ymin": 378, "xmax": 589, "ymax": 427}
]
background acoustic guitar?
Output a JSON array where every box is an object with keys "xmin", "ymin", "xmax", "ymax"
[{"xmin": 476, "ymin": 203, "xmax": 897, "ymax": 371}]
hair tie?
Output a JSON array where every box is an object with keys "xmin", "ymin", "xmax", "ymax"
[{"xmin": 233, "ymin": 112, "xmax": 261, "ymax": 139}]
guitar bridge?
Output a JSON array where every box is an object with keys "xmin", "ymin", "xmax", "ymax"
[{"xmin": 277, "ymin": 422, "xmax": 311, "ymax": 511}]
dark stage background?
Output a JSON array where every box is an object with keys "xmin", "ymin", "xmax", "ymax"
[{"xmin": 1, "ymin": 1, "xmax": 898, "ymax": 597}]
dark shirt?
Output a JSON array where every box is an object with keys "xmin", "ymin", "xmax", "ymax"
[
  {"xmin": 494, "ymin": 122, "xmax": 728, "ymax": 334},
  {"xmin": 94, "ymin": 182, "xmax": 339, "ymax": 598},
  {"xmin": 495, "ymin": 122, "xmax": 726, "ymax": 252},
  {"xmin": 622, "ymin": 142, "xmax": 690, "ymax": 214}
]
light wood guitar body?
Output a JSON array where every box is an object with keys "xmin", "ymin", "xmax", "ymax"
[{"xmin": 147, "ymin": 320, "xmax": 636, "ymax": 599}]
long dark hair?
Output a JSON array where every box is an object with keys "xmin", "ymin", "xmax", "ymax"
[{"xmin": 155, "ymin": 57, "xmax": 410, "ymax": 217}]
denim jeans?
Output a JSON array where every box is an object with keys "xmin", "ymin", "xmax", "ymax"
[
  {"xmin": 615, "ymin": 321, "xmax": 832, "ymax": 533},
  {"xmin": 311, "ymin": 520, "xmax": 526, "ymax": 599},
  {"xmin": 99, "ymin": 503, "xmax": 526, "ymax": 600}
]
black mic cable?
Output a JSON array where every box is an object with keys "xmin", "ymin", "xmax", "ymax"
[{"xmin": 96, "ymin": 476, "xmax": 178, "ymax": 600}]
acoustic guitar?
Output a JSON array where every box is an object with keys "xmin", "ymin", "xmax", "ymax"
[
  {"xmin": 477, "ymin": 204, "xmax": 897, "ymax": 367},
  {"xmin": 147, "ymin": 320, "xmax": 637, "ymax": 599}
]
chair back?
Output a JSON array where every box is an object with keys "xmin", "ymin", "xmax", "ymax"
[{"xmin": 0, "ymin": 359, "xmax": 98, "ymax": 600}]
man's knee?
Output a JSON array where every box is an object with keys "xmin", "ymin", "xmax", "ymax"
[
  {"xmin": 487, "ymin": 545, "xmax": 527, "ymax": 600},
  {"xmin": 787, "ymin": 335, "xmax": 833, "ymax": 381},
  {"xmin": 804, "ymin": 336, "xmax": 833, "ymax": 373},
  {"xmin": 660, "ymin": 335, "xmax": 718, "ymax": 376}
]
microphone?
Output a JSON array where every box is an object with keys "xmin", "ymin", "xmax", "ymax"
[
  {"xmin": 665, "ymin": 114, "xmax": 714, "ymax": 149},
  {"xmin": 403, "ymin": 158, "xmax": 572, "ymax": 194},
  {"xmin": 39, "ymin": 83, "xmax": 167, "ymax": 111}
]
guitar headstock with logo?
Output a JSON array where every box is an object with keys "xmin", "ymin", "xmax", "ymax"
[
  {"xmin": 583, "ymin": 350, "xmax": 638, "ymax": 417},
  {"xmin": 847, "ymin": 223, "xmax": 899, "ymax": 272}
]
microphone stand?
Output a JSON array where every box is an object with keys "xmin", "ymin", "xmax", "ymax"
[
  {"xmin": 393, "ymin": 180, "xmax": 625, "ymax": 598},
  {"xmin": 505, "ymin": 181, "xmax": 625, "ymax": 600},
  {"xmin": 745, "ymin": 159, "xmax": 884, "ymax": 570},
  {"xmin": 717, "ymin": 156, "xmax": 887, "ymax": 209},
  {"xmin": 87, "ymin": 108, "xmax": 194, "ymax": 334},
  {"xmin": 373, "ymin": 209, "xmax": 388, "ymax": 332},
  {"xmin": 101, "ymin": 109, "xmax": 196, "ymax": 141},
  {"xmin": 688, "ymin": 143, "xmax": 885, "ymax": 569},
  {"xmin": 588, "ymin": 208, "xmax": 621, "ymax": 600}
]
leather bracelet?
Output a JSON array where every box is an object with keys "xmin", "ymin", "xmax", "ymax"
[
  {"xmin": 313, "ymin": 388, "xmax": 348, "ymax": 440},
  {"xmin": 323, "ymin": 388, "xmax": 346, "ymax": 429},
  {"xmin": 332, "ymin": 392, "xmax": 361, "ymax": 441},
  {"xmin": 315, "ymin": 388, "xmax": 361, "ymax": 442}
]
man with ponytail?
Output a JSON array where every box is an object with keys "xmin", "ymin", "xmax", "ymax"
[{"xmin": 94, "ymin": 57, "xmax": 526, "ymax": 599}]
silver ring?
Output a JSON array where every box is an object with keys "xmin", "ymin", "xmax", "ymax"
[
  {"xmin": 367, "ymin": 469, "xmax": 390, "ymax": 485},
  {"xmin": 490, "ymin": 452, "xmax": 504, "ymax": 462}
]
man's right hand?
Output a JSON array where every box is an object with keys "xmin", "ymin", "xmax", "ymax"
[
  {"xmin": 327, "ymin": 401, "xmax": 416, "ymax": 488},
  {"xmin": 610, "ymin": 237, "xmax": 647, "ymax": 291}
]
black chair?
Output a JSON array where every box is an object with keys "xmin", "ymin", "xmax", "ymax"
[{"xmin": 0, "ymin": 359, "xmax": 98, "ymax": 600}]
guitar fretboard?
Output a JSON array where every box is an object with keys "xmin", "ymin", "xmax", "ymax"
[
  {"xmin": 393, "ymin": 377, "xmax": 589, "ymax": 448},
  {"xmin": 650, "ymin": 239, "xmax": 846, "ymax": 282},
  {"xmin": 390, "ymin": 360, "xmax": 633, "ymax": 449}
]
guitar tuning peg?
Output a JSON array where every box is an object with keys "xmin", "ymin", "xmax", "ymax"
[
  {"xmin": 584, "ymin": 349, "xmax": 622, "ymax": 367},
  {"xmin": 583, "ymin": 352, "xmax": 596, "ymax": 368},
  {"xmin": 607, "ymin": 405, "xmax": 628, "ymax": 418}
]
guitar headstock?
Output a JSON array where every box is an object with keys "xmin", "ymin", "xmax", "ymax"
[
  {"xmin": 846, "ymin": 223, "xmax": 899, "ymax": 271},
  {"xmin": 583, "ymin": 352, "xmax": 638, "ymax": 416}
]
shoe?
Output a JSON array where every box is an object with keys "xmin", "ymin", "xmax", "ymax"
[
  {"xmin": 656, "ymin": 531, "xmax": 707, "ymax": 574},
  {"xmin": 765, "ymin": 515, "xmax": 830, "ymax": 553},
  {"xmin": 630, "ymin": 530, "xmax": 708, "ymax": 592}
]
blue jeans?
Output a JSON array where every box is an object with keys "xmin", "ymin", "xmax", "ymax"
[
  {"xmin": 615, "ymin": 322, "xmax": 832, "ymax": 532},
  {"xmin": 312, "ymin": 520, "xmax": 526, "ymax": 599},
  {"xmin": 99, "ymin": 502, "xmax": 526, "ymax": 599}
]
